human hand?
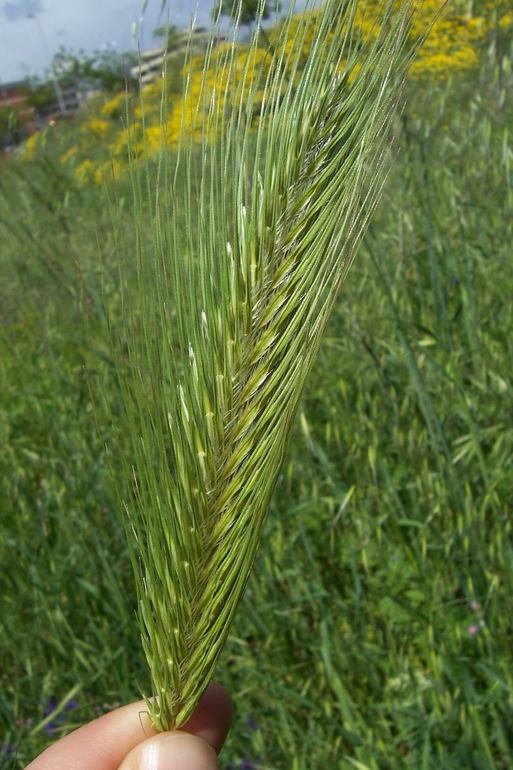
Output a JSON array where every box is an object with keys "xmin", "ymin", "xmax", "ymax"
[{"xmin": 26, "ymin": 682, "xmax": 232, "ymax": 770}]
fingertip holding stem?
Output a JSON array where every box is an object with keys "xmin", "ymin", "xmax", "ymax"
[{"xmin": 119, "ymin": 732, "xmax": 219, "ymax": 770}]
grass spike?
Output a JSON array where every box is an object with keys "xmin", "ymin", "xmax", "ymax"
[{"xmin": 115, "ymin": 0, "xmax": 433, "ymax": 731}]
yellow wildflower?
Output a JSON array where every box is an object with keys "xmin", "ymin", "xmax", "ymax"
[
  {"xmin": 60, "ymin": 145, "xmax": 78, "ymax": 164},
  {"xmin": 22, "ymin": 132, "xmax": 40, "ymax": 160},
  {"xmin": 74, "ymin": 159, "xmax": 94, "ymax": 185},
  {"xmin": 144, "ymin": 125, "xmax": 166, "ymax": 153},
  {"xmin": 111, "ymin": 123, "xmax": 144, "ymax": 158},
  {"xmin": 100, "ymin": 92, "xmax": 126, "ymax": 118},
  {"xmin": 82, "ymin": 118, "xmax": 111, "ymax": 139},
  {"xmin": 94, "ymin": 159, "xmax": 122, "ymax": 185}
]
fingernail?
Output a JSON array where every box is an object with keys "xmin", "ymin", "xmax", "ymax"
[{"xmin": 138, "ymin": 732, "xmax": 218, "ymax": 770}]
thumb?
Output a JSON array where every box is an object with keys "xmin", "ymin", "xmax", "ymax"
[{"xmin": 118, "ymin": 731, "xmax": 219, "ymax": 770}]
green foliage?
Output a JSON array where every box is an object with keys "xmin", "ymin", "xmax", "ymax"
[
  {"xmin": 0, "ymin": 107, "xmax": 23, "ymax": 147},
  {"xmin": 1, "ymin": 11, "xmax": 513, "ymax": 770},
  {"xmin": 213, "ymin": 0, "xmax": 281, "ymax": 25},
  {"xmin": 49, "ymin": 46, "xmax": 137, "ymax": 93},
  {"xmin": 26, "ymin": 81, "xmax": 56, "ymax": 112},
  {"xmin": 152, "ymin": 23, "xmax": 181, "ymax": 43}
]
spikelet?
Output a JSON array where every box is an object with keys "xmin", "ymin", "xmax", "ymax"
[{"xmin": 116, "ymin": 0, "xmax": 431, "ymax": 731}]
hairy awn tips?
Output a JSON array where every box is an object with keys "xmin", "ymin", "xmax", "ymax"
[{"xmin": 114, "ymin": 0, "xmax": 431, "ymax": 731}]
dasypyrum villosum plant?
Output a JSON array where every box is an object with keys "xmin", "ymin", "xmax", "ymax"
[{"xmin": 113, "ymin": 0, "xmax": 434, "ymax": 732}]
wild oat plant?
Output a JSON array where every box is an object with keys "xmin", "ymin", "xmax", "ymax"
[{"xmin": 115, "ymin": 0, "xmax": 428, "ymax": 731}]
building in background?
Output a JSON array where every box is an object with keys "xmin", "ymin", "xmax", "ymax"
[{"xmin": 130, "ymin": 28, "xmax": 221, "ymax": 85}]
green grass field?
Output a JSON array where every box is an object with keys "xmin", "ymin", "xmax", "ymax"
[{"xmin": 1, "ymin": 29, "xmax": 513, "ymax": 770}]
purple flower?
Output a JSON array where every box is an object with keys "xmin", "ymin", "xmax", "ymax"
[
  {"xmin": 66, "ymin": 699, "xmax": 78, "ymax": 711},
  {"xmin": 43, "ymin": 698, "xmax": 57, "ymax": 718},
  {"xmin": 470, "ymin": 600, "xmax": 481, "ymax": 612},
  {"xmin": 468, "ymin": 624, "xmax": 479, "ymax": 636},
  {"xmin": 245, "ymin": 714, "xmax": 260, "ymax": 732},
  {"xmin": 2, "ymin": 742, "xmax": 17, "ymax": 757},
  {"xmin": 44, "ymin": 721, "xmax": 58, "ymax": 738},
  {"xmin": 240, "ymin": 757, "xmax": 262, "ymax": 770},
  {"xmin": 43, "ymin": 697, "xmax": 66, "ymax": 737}
]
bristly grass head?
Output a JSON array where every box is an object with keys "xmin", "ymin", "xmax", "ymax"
[{"xmin": 113, "ymin": 0, "xmax": 434, "ymax": 731}]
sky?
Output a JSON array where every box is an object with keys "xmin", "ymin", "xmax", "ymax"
[{"xmin": 0, "ymin": 0, "xmax": 219, "ymax": 84}]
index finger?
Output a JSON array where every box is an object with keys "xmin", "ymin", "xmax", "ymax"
[{"xmin": 26, "ymin": 682, "xmax": 233, "ymax": 770}]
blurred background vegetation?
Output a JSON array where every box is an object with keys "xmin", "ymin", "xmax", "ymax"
[{"xmin": 1, "ymin": 2, "xmax": 513, "ymax": 768}]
